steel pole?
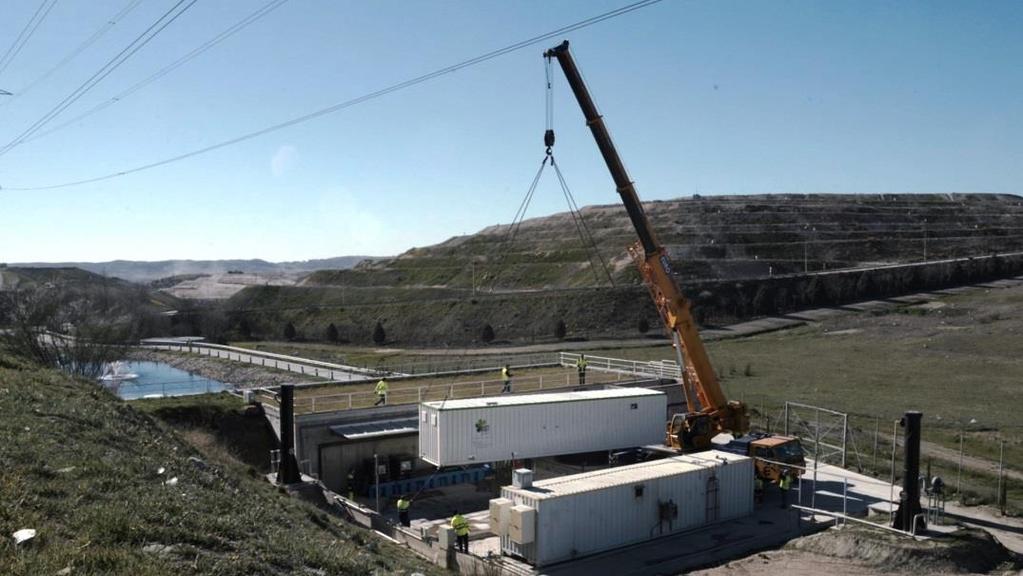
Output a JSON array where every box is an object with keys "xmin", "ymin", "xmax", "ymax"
[
  {"xmin": 957, "ymin": 424, "xmax": 964, "ymax": 497},
  {"xmin": 998, "ymin": 440, "xmax": 1005, "ymax": 515},
  {"xmin": 890, "ymin": 419, "xmax": 898, "ymax": 522},
  {"xmin": 872, "ymin": 416, "xmax": 879, "ymax": 471},
  {"xmin": 374, "ymin": 453, "xmax": 380, "ymax": 513}
]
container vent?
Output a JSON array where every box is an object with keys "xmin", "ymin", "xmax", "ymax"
[{"xmin": 513, "ymin": 468, "xmax": 534, "ymax": 489}]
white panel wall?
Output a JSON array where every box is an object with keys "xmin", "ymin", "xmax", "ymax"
[
  {"xmin": 419, "ymin": 391, "xmax": 666, "ymax": 466},
  {"xmin": 500, "ymin": 452, "xmax": 753, "ymax": 567}
]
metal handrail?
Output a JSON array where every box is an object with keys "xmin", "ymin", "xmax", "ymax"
[{"xmin": 559, "ymin": 352, "xmax": 681, "ymax": 379}]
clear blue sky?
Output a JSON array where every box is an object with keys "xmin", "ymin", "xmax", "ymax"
[{"xmin": 1, "ymin": 0, "xmax": 1021, "ymax": 263}]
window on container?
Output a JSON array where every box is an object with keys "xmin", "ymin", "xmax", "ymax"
[
  {"xmin": 630, "ymin": 403, "xmax": 638, "ymax": 409},
  {"xmin": 634, "ymin": 484, "xmax": 645, "ymax": 498}
]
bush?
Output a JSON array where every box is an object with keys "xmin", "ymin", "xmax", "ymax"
[
  {"xmin": 554, "ymin": 319, "xmax": 567, "ymax": 340},
  {"xmin": 326, "ymin": 323, "xmax": 339, "ymax": 343},
  {"xmin": 480, "ymin": 323, "xmax": 495, "ymax": 343},
  {"xmin": 637, "ymin": 317, "xmax": 650, "ymax": 334},
  {"xmin": 283, "ymin": 322, "xmax": 297, "ymax": 341},
  {"xmin": 372, "ymin": 321, "xmax": 386, "ymax": 345}
]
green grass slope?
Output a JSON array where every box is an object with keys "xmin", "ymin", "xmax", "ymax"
[{"xmin": 0, "ymin": 357, "xmax": 439, "ymax": 575}]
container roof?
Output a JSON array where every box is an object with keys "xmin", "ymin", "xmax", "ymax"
[
  {"xmin": 504, "ymin": 451, "xmax": 750, "ymax": 499},
  {"xmin": 421, "ymin": 387, "xmax": 665, "ymax": 411}
]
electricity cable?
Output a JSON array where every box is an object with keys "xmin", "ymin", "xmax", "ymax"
[
  {"xmin": 0, "ymin": 0, "xmax": 59, "ymax": 77},
  {"xmin": 0, "ymin": 0, "xmax": 201, "ymax": 158},
  {"xmin": 18, "ymin": 0, "xmax": 291, "ymax": 143},
  {"xmin": 0, "ymin": 0, "xmax": 665, "ymax": 191},
  {"xmin": 0, "ymin": 0, "xmax": 144, "ymax": 110}
]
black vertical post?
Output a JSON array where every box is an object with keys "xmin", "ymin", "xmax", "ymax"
[
  {"xmin": 893, "ymin": 411, "xmax": 925, "ymax": 532},
  {"xmin": 277, "ymin": 384, "xmax": 301, "ymax": 484}
]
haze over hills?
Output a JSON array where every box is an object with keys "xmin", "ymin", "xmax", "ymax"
[{"xmin": 8, "ymin": 256, "xmax": 383, "ymax": 283}]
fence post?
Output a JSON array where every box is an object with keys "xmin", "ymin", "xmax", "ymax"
[
  {"xmin": 784, "ymin": 402, "xmax": 790, "ymax": 436},
  {"xmin": 481, "ymin": 381, "xmax": 484, "ymax": 396},
  {"xmin": 843, "ymin": 477, "xmax": 848, "ymax": 524},
  {"xmin": 842, "ymin": 413, "xmax": 848, "ymax": 469},
  {"xmin": 311, "ymin": 397, "xmax": 316, "ymax": 413},
  {"xmin": 348, "ymin": 394, "xmax": 352, "ymax": 410},
  {"xmin": 956, "ymin": 425, "xmax": 964, "ymax": 498},
  {"xmin": 539, "ymin": 375, "xmax": 543, "ymax": 389},
  {"xmin": 998, "ymin": 439, "xmax": 1005, "ymax": 515},
  {"xmin": 873, "ymin": 417, "xmax": 879, "ymax": 472},
  {"xmin": 418, "ymin": 388, "xmax": 422, "ymax": 403}
]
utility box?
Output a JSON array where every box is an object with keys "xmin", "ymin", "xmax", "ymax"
[
  {"xmin": 489, "ymin": 497, "xmax": 513, "ymax": 536},
  {"xmin": 509, "ymin": 504, "xmax": 536, "ymax": 544},
  {"xmin": 512, "ymin": 468, "xmax": 534, "ymax": 489},
  {"xmin": 437, "ymin": 524, "xmax": 455, "ymax": 550},
  {"xmin": 500, "ymin": 451, "xmax": 754, "ymax": 567},
  {"xmin": 418, "ymin": 388, "xmax": 666, "ymax": 466}
]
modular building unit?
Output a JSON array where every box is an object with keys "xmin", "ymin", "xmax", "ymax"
[
  {"xmin": 418, "ymin": 388, "xmax": 666, "ymax": 467},
  {"xmin": 495, "ymin": 451, "xmax": 754, "ymax": 567}
]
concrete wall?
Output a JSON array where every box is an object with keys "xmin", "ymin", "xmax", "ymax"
[{"xmin": 319, "ymin": 434, "xmax": 420, "ymax": 495}]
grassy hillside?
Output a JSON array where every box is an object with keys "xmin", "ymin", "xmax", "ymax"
[
  {"xmin": 0, "ymin": 355, "xmax": 440, "ymax": 575},
  {"xmin": 605, "ymin": 283, "xmax": 1023, "ymax": 509},
  {"xmin": 227, "ymin": 284, "xmax": 663, "ymax": 345},
  {"xmin": 305, "ymin": 193, "xmax": 1023, "ymax": 290}
]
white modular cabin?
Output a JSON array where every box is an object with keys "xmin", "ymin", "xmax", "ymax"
[
  {"xmin": 493, "ymin": 451, "xmax": 754, "ymax": 567},
  {"xmin": 418, "ymin": 388, "xmax": 666, "ymax": 467}
]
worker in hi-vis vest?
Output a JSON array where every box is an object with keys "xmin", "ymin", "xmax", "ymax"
[
  {"xmin": 397, "ymin": 495, "xmax": 412, "ymax": 527},
  {"xmin": 500, "ymin": 365, "xmax": 512, "ymax": 394},
  {"xmin": 451, "ymin": 510, "xmax": 470, "ymax": 553},
  {"xmin": 576, "ymin": 354, "xmax": 588, "ymax": 385},
  {"xmin": 374, "ymin": 378, "xmax": 389, "ymax": 406}
]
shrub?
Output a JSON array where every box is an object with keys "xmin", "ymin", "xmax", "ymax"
[
  {"xmin": 554, "ymin": 319, "xmax": 567, "ymax": 340},
  {"xmin": 372, "ymin": 321, "xmax": 386, "ymax": 345}
]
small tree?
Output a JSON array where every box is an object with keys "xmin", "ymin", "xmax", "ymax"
[
  {"xmin": 283, "ymin": 321, "xmax": 297, "ymax": 341},
  {"xmin": 372, "ymin": 321, "xmax": 386, "ymax": 345},
  {"xmin": 480, "ymin": 323, "xmax": 495, "ymax": 343},
  {"xmin": 554, "ymin": 319, "xmax": 567, "ymax": 340},
  {"xmin": 637, "ymin": 317, "xmax": 650, "ymax": 334},
  {"xmin": 326, "ymin": 322, "xmax": 339, "ymax": 343}
]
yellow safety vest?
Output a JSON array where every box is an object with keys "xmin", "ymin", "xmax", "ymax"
[
  {"xmin": 779, "ymin": 475, "xmax": 792, "ymax": 490},
  {"xmin": 451, "ymin": 514, "xmax": 470, "ymax": 536},
  {"xmin": 397, "ymin": 498, "xmax": 410, "ymax": 511},
  {"xmin": 576, "ymin": 358, "xmax": 587, "ymax": 370},
  {"xmin": 375, "ymin": 380, "xmax": 388, "ymax": 396},
  {"xmin": 501, "ymin": 367, "xmax": 510, "ymax": 381}
]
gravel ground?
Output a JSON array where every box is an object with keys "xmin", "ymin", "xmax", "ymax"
[{"xmin": 130, "ymin": 349, "xmax": 321, "ymax": 389}]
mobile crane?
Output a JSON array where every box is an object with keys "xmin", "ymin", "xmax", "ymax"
[{"xmin": 544, "ymin": 41, "xmax": 803, "ymax": 480}]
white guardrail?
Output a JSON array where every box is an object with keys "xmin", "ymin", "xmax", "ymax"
[
  {"xmin": 559, "ymin": 352, "xmax": 681, "ymax": 379},
  {"xmin": 140, "ymin": 339, "xmax": 381, "ymax": 381}
]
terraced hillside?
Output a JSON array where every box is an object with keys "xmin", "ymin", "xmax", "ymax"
[
  {"xmin": 305, "ymin": 193, "xmax": 1023, "ymax": 289},
  {"xmin": 223, "ymin": 193, "xmax": 1023, "ymax": 345}
]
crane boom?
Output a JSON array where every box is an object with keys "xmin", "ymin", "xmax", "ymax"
[{"xmin": 544, "ymin": 40, "xmax": 747, "ymax": 450}]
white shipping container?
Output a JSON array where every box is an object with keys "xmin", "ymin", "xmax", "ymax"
[
  {"xmin": 497, "ymin": 451, "xmax": 754, "ymax": 567},
  {"xmin": 418, "ymin": 388, "xmax": 666, "ymax": 467}
]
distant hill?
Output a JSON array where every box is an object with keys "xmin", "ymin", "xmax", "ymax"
[
  {"xmin": 229, "ymin": 193, "xmax": 1023, "ymax": 346},
  {"xmin": 304, "ymin": 193, "xmax": 1023, "ymax": 290},
  {"xmin": 8, "ymin": 256, "xmax": 384, "ymax": 283}
]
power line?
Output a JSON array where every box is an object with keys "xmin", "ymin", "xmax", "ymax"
[
  {"xmin": 0, "ymin": 0, "xmax": 144, "ymax": 109},
  {"xmin": 0, "ymin": 0, "xmax": 60, "ymax": 77},
  {"xmin": 18, "ymin": 0, "xmax": 291, "ymax": 144},
  {"xmin": 0, "ymin": 0, "xmax": 665, "ymax": 191},
  {"xmin": 0, "ymin": 0, "xmax": 200, "ymax": 158}
]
